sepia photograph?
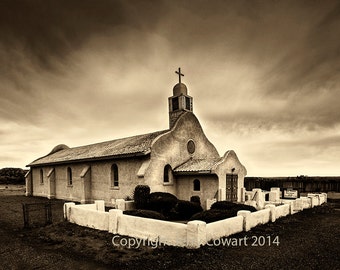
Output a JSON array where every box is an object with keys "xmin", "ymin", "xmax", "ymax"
[{"xmin": 0, "ymin": 0, "xmax": 339, "ymax": 269}]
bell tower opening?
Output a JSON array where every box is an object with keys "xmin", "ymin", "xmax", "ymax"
[{"xmin": 168, "ymin": 68, "xmax": 193, "ymax": 128}]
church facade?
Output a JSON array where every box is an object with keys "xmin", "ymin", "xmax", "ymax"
[{"xmin": 26, "ymin": 72, "xmax": 247, "ymax": 208}]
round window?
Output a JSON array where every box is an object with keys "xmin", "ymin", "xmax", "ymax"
[{"xmin": 187, "ymin": 140, "xmax": 195, "ymax": 154}]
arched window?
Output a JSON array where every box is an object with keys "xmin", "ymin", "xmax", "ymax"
[
  {"xmin": 163, "ymin": 165, "xmax": 172, "ymax": 183},
  {"xmin": 40, "ymin": 169, "xmax": 44, "ymax": 184},
  {"xmin": 193, "ymin": 179, "xmax": 200, "ymax": 191},
  {"xmin": 67, "ymin": 167, "xmax": 73, "ymax": 186},
  {"xmin": 111, "ymin": 164, "xmax": 119, "ymax": 187}
]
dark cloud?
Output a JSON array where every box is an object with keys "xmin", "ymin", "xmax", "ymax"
[
  {"xmin": 1, "ymin": 0, "xmax": 340, "ymax": 175},
  {"xmin": 0, "ymin": 0, "xmax": 124, "ymax": 65}
]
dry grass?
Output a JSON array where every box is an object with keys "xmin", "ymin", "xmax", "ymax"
[{"xmin": 1, "ymin": 190, "xmax": 339, "ymax": 269}]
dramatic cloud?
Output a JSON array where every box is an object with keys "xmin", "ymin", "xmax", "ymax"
[{"xmin": 1, "ymin": 0, "xmax": 339, "ymax": 176}]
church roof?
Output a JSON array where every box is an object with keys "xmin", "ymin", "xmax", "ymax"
[
  {"xmin": 174, "ymin": 158, "xmax": 221, "ymax": 174},
  {"xmin": 28, "ymin": 130, "xmax": 169, "ymax": 167}
]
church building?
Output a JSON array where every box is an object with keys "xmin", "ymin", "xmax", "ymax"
[{"xmin": 26, "ymin": 69, "xmax": 247, "ymax": 208}]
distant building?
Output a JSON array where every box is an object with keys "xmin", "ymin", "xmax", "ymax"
[
  {"xmin": 245, "ymin": 176, "xmax": 340, "ymax": 193},
  {"xmin": 26, "ymin": 70, "xmax": 247, "ymax": 208}
]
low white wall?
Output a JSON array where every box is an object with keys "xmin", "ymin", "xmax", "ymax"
[
  {"xmin": 307, "ymin": 195, "xmax": 319, "ymax": 207},
  {"xmin": 69, "ymin": 206, "xmax": 109, "ymax": 231},
  {"xmin": 301, "ymin": 197, "xmax": 312, "ymax": 209},
  {"xmin": 275, "ymin": 204, "xmax": 290, "ymax": 219},
  {"xmin": 118, "ymin": 214, "xmax": 188, "ymax": 247},
  {"xmin": 63, "ymin": 193, "xmax": 328, "ymax": 249},
  {"xmin": 206, "ymin": 216, "xmax": 243, "ymax": 242},
  {"xmin": 74, "ymin": 204, "xmax": 97, "ymax": 210},
  {"xmin": 249, "ymin": 208, "xmax": 271, "ymax": 229}
]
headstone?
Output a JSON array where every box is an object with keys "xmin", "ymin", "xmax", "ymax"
[
  {"xmin": 269, "ymin": 190, "xmax": 280, "ymax": 202},
  {"xmin": 253, "ymin": 188, "xmax": 265, "ymax": 209},
  {"xmin": 94, "ymin": 200, "xmax": 105, "ymax": 211},
  {"xmin": 115, "ymin": 199, "xmax": 126, "ymax": 211},
  {"xmin": 284, "ymin": 189, "xmax": 298, "ymax": 199}
]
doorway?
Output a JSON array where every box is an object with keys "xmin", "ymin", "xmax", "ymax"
[{"xmin": 226, "ymin": 174, "xmax": 238, "ymax": 202}]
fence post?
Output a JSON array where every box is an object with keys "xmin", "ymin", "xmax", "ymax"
[
  {"xmin": 237, "ymin": 210, "xmax": 251, "ymax": 231},
  {"xmin": 109, "ymin": 209, "xmax": 123, "ymax": 234},
  {"xmin": 265, "ymin": 204, "xmax": 276, "ymax": 222},
  {"xmin": 186, "ymin": 221, "xmax": 207, "ymax": 249},
  {"xmin": 45, "ymin": 202, "xmax": 52, "ymax": 225},
  {"xmin": 22, "ymin": 203, "xmax": 29, "ymax": 228},
  {"xmin": 63, "ymin": 202, "xmax": 76, "ymax": 220}
]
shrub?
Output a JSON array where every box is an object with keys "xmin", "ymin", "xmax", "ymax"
[
  {"xmin": 210, "ymin": 201, "xmax": 238, "ymax": 210},
  {"xmin": 123, "ymin": 209, "xmax": 167, "ymax": 221},
  {"xmin": 211, "ymin": 201, "xmax": 256, "ymax": 212},
  {"xmin": 189, "ymin": 209, "xmax": 237, "ymax": 223},
  {"xmin": 190, "ymin": 196, "xmax": 201, "ymax": 206},
  {"xmin": 190, "ymin": 201, "xmax": 257, "ymax": 223},
  {"xmin": 133, "ymin": 185, "xmax": 150, "ymax": 209},
  {"xmin": 173, "ymin": 200, "xmax": 203, "ymax": 220},
  {"xmin": 147, "ymin": 192, "xmax": 178, "ymax": 216}
]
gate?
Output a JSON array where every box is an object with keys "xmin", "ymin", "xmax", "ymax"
[{"xmin": 22, "ymin": 202, "xmax": 52, "ymax": 228}]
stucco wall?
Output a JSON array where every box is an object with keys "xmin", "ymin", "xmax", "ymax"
[
  {"xmin": 213, "ymin": 151, "xmax": 247, "ymax": 202},
  {"xmin": 31, "ymin": 156, "xmax": 149, "ymax": 203},
  {"xmin": 145, "ymin": 112, "xmax": 220, "ymax": 193},
  {"xmin": 89, "ymin": 157, "xmax": 147, "ymax": 202},
  {"xmin": 176, "ymin": 174, "xmax": 218, "ymax": 209},
  {"xmin": 32, "ymin": 167, "xmax": 50, "ymax": 197},
  {"xmin": 275, "ymin": 204, "xmax": 290, "ymax": 219},
  {"xmin": 118, "ymin": 214, "xmax": 188, "ymax": 247},
  {"xmin": 206, "ymin": 215, "xmax": 243, "ymax": 242},
  {"xmin": 55, "ymin": 164, "xmax": 84, "ymax": 201},
  {"xmin": 69, "ymin": 206, "xmax": 109, "ymax": 231},
  {"xmin": 250, "ymin": 208, "xmax": 271, "ymax": 228}
]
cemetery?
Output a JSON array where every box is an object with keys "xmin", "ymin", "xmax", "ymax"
[{"xmin": 63, "ymin": 187, "xmax": 327, "ymax": 249}]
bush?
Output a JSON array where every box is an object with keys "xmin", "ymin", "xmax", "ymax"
[
  {"xmin": 210, "ymin": 201, "xmax": 238, "ymax": 210},
  {"xmin": 190, "ymin": 196, "xmax": 201, "ymax": 205},
  {"xmin": 133, "ymin": 185, "xmax": 150, "ymax": 209},
  {"xmin": 147, "ymin": 192, "xmax": 178, "ymax": 216},
  {"xmin": 123, "ymin": 209, "xmax": 167, "ymax": 221},
  {"xmin": 189, "ymin": 209, "xmax": 236, "ymax": 223},
  {"xmin": 190, "ymin": 201, "xmax": 257, "ymax": 223},
  {"xmin": 211, "ymin": 201, "xmax": 256, "ymax": 212},
  {"xmin": 173, "ymin": 200, "xmax": 203, "ymax": 220}
]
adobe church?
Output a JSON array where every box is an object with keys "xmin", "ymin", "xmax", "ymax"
[{"xmin": 26, "ymin": 69, "xmax": 247, "ymax": 208}]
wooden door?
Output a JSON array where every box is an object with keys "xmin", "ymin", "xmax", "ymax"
[{"xmin": 226, "ymin": 174, "xmax": 238, "ymax": 202}]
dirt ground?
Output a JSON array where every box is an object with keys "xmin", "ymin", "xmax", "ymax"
[{"xmin": 0, "ymin": 189, "xmax": 339, "ymax": 270}]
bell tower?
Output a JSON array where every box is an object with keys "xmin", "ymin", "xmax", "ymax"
[{"xmin": 168, "ymin": 68, "xmax": 193, "ymax": 128}]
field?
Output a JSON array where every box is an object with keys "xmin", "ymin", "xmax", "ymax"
[{"xmin": 0, "ymin": 188, "xmax": 339, "ymax": 270}]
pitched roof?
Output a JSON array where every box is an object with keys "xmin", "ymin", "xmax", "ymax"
[
  {"xmin": 28, "ymin": 130, "xmax": 169, "ymax": 167},
  {"xmin": 174, "ymin": 158, "xmax": 221, "ymax": 174}
]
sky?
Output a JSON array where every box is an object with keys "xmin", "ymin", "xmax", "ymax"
[{"xmin": 1, "ymin": 0, "xmax": 340, "ymax": 176}]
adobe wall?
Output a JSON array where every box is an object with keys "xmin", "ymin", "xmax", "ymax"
[
  {"xmin": 176, "ymin": 174, "xmax": 218, "ymax": 209},
  {"xmin": 213, "ymin": 151, "xmax": 247, "ymax": 202},
  {"xmin": 145, "ymin": 112, "xmax": 220, "ymax": 193},
  {"xmin": 31, "ymin": 167, "xmax": 49, "ymax": 197},
  {"xmin": 90, "ymin": 157, "xmax": 147, "ymax": 202},
  {"xmin": 31, "ymin": 156, "xmax": 149, "ymax": 203}
]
